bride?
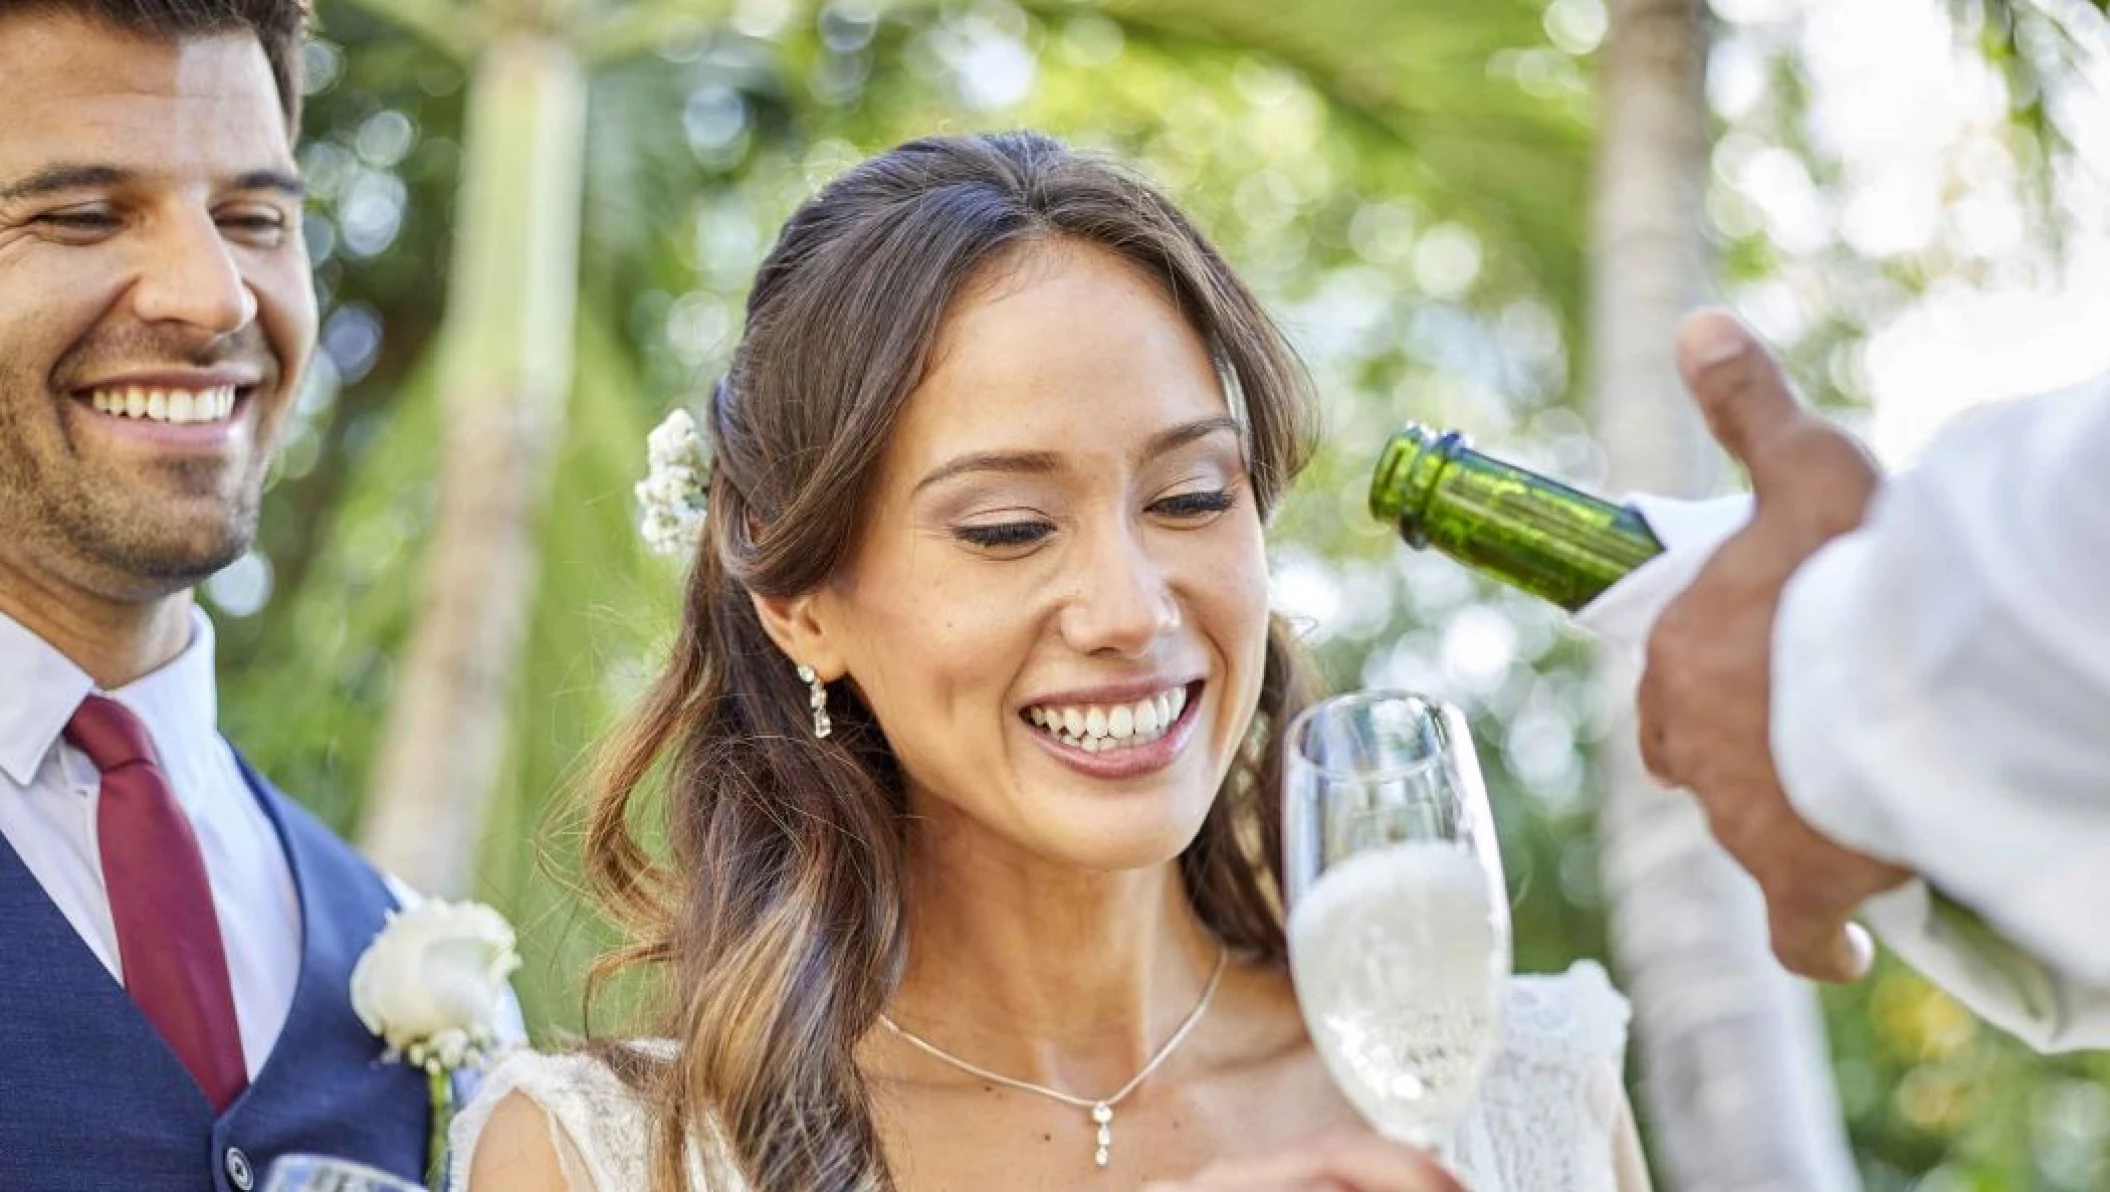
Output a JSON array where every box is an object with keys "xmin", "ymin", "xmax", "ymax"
[{"xmin": 455, "ymin": 131, "xmax": 1650, "ymax": 1192}]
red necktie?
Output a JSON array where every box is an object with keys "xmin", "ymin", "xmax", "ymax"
[{"xmin": 66, "ymin": 694, "xmax": 248, "ymax": 1113}]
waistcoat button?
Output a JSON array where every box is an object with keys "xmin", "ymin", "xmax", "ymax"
[{"xmin": 225, "ymin": 1146, "xmax": 255, "ymax": 1191}]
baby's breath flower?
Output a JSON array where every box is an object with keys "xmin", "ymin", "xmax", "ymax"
[{"xmin": 637, "ymin": 408, "xmax": 712, "ymax": 557}]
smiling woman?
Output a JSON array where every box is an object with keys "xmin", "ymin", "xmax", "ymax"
[
  {"xmin": 574, "ymin": 132, "xmax": 1320, "ymax": 1192},
  {"xmin": 454, "ymin": 132, "xmax": 1646, "ymax": 1192}
]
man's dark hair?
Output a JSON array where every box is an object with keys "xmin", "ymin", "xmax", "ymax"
[{"xmin": 0, "ymin": 1, "xmax": 310, "ymax": 126}]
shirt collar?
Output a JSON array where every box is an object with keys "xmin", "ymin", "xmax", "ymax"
[
  {"xmin": 109, "ymin": 607, "xmax": 221, "ymax": 788},
  {"xmin": 0, "ymin": 605, "xmax": 219, "ymax": 789},
  {"xmin": 0, "ymin": 610, "xmax": 94, "ymax": 787}
]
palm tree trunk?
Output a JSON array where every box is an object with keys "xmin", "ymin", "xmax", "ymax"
[
  {"xmin": 1589, "ymin": 1, "xmax": 1860, "ymax": 1188},
  {"xmin": 358, "ymin": 34, "xmax": 588, "ymax": 896}
]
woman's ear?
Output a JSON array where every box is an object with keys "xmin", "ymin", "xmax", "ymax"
[{"xmin": 750, "ymin": 591, "xmax": 847, "ymax": 681}]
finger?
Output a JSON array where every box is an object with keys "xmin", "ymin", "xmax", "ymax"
[
  {"xmin": 1634, "ymin": 690, "xmax": 1678, "ymax": 789},
  {"xmin": 1636, "ymin": 621, "xmax": 1681, "ymax": 788},
  {"xmin": 1637, "ymin": 723, "xmax": 1676, "ymax": 789},
  {"xmin": 1846, "ymin": 922, "xmax": 1876, "ymax": 974},
  {"xmin": 1770, "ymin": 906, "xmax": 1872, "ymax": 983},
  {"xmin": 1674, "ymin": 309, "xmax": 1814, "ymax": 480},
  {"xmin": 1170, "ymin": 1152, "xmax": 1334, "ymax": 1186},
  {"xmin": 1679, "ymin": 310, "xmax": 1882, "ymax": 518},
  {"xmin": 1199, "ymin": 1133, "xmax": 1461, "ymax": 1192},
  {"xmin": 1675, "ymin": 311, "xmax": 1883, "ymax": 520},
  {"xmin": 1154, "ymin": 1174, "xmax": 1350, "ymax": 1192},
  {"xmin": 1304, "ymin": 1137, "xmax": 1464, "ymax": 1192}
]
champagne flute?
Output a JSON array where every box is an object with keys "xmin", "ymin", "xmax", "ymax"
[
  {"xmin": 261, "ymin": 1155, "xmax": 427, "ymax": 1192},
  {"xmin": 1283, "ymin": 691, "xmax": 1512, "ymax": 1151}
]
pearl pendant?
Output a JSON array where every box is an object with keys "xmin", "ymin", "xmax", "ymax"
[{"xmin": 1092, "ymin": 1103, "xmax": 1113, "ymax": 1168}]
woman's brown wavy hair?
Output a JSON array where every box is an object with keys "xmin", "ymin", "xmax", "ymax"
[{"xmin": 582, "ymin": 130, "xmax": 1320, "ymax": 1192}]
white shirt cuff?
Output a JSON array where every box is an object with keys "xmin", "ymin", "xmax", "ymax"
[
  {"xmin": 1767, "ymin": 531, "xmax": 1909, "ymax": 864},
  {"xmin": 1861, "ymin": 880, "xmax": 2110, "ymax": 1052}
]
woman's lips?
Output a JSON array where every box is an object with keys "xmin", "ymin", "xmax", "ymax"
[{"xmin": 1021, "ymin": 681, "xmax": 1205, "ymax": 780}]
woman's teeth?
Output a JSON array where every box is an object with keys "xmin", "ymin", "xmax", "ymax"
[
  {"xmin": 87, "ymin": 385, "xmax": 238, "ymax": 424},
  {"xmin": 1025, "ymin": 686, "xmax": 1190, "ymax": 753}
]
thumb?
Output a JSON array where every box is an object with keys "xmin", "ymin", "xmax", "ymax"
[
  {"xmin": 1676, "ymin": 309, "xmax": 1879, "ymax": 530},
  {"xmin": 1770, "ymin": 908, "xmax": 1877, "ymax": 984},
  {"xmin": 1674, "ymin": 309, "xmax": 1812, "ymax": 480}
]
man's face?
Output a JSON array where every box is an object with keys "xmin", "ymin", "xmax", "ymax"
[{"xmin": 0, "ymin": 13, "xmax": 314, "ymax": 602}]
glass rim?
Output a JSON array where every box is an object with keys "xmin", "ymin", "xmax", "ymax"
[
  {"xmin": 1285, "ymin": 689, "xmax": 1459, "ymax": 782},
  {"xmin": 262, "ymin": 1154, "xmax": 423, "ymax": 1191}
]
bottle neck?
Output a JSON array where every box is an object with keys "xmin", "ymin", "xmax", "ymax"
[
  {"xmin": 1369, "ymin": 424, "xmax": 1464, "ymax": 549},
  {"xmin": 1371, "ymin": 425, "xmax": 1665, "ymax": 613}
]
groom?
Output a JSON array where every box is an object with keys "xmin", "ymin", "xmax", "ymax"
[{"xmin": 0, "ymin": 2, "xmax": 446, "ymax": 1187}]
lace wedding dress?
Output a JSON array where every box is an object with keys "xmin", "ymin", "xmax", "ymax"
[{"xmin": 452, "ymin": 961, "xmax": 1634, "ymax": 1192}]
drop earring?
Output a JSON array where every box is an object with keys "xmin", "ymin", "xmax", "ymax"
[{"xmin": 796, "ymin": 664, "xmax": 832, "ymax": 738}]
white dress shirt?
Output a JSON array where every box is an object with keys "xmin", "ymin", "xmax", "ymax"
[
  {"xmin": 1770, "ymin": 372, "xmax": 2110, "ymax": 1046},
  {"xmin": 0, "ymin": 606, "xmax": 302, "ymax": 1078},
  {"xmin": 1577, "ymin": 374, "xmax": 2110, "ymax": 1051}
]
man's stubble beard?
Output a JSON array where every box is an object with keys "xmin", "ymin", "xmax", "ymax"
[
  {"xmin": 0, "ymin": 363, "xmax": 265, "ymax": 601},
  {"xmin": 71, "ymin": 461, "xmax": 261, "ymax": 588}
]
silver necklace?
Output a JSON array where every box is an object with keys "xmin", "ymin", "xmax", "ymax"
[{"xmin": 878, "ymin": 944, "xmax": 1230, "ymax": 1171}]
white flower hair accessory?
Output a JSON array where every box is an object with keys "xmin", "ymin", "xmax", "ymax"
[{"xmin": 637, "ymin": 406, "xmax": 713, "ymax": 557}]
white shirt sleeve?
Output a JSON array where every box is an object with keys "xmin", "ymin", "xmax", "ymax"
[
  {"xmin": 1770, "ymin": 374, "xmax": 2110, "ymax": 993},
  {"xmin": 1571, "ymin": 421, "xmax": 2110, "ymax": 1052}
]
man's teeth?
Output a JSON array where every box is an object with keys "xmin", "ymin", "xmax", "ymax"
[
  {"xmin": 87, "ymin": 386, "xmax": 238, "ymax": 424},
  {"xmin": 1026, "ymin": 686, "xmax": 1190, "ymax": 753}
]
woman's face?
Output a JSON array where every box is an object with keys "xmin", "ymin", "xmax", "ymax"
[{"xmin": 804, "ymin": 240, "xmax": 1271, "ymax": 873}]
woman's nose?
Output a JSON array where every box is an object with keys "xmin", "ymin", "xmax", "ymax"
[{"xmin": 1057, "ymin": 526, "xmax": 1182, "ymax": 657}]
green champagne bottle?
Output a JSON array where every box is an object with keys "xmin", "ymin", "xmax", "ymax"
[
  {"xmin": 1369, "ymin": 421, "xmax": 2057, "ymax": 1012},
  {"xmin": 1369, "ymin": 423, "xmax": 1664, "ymax": 611}
]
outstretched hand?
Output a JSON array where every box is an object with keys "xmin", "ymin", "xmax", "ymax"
[
  {"xmin": 1638, "ymin": 309, "xmax": 1913, "ymax": 983},
  {"xmin": 1140, "ymin": 1128, "xmax": 1465, "ymax": 1192}
]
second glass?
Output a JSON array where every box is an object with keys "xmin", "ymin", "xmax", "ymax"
[{"xmin": 262, "ymin": 1155, "xmax": 426, "ymax": 1192}]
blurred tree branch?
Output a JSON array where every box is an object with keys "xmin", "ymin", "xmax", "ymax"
[
  {"xmin": 1590, "ymin": 2, "xmax": 1861, "ymax": 1188},
  {"xmin": 357, "ymin": 32, "xmax": 588, "ymax": 896}
]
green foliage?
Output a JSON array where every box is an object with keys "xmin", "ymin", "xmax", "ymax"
[
  {"xmin": 1824, "ymin": 959, "xmax": 2110, "ymax": 1190},
  {"xmin": 482, "ymin": 315, "xmax": 679, "ymax": 1039},
  {"xmin": 217, "ymin": 357, "xmax": 438, "ymax": 832}
]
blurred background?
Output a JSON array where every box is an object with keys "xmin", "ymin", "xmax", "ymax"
[{"xmin": 218, "ymin": 0, "xmax": 2110, "ymax": 1187}]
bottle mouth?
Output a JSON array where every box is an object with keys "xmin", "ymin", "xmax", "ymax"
[{"xmin": 1370, "ymin": 422, "xmax": 1466, "ymax": 547}]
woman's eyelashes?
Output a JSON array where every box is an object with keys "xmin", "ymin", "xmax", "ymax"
[
  {"xmin": 1149, "ymin": 488, "xmax": 1236, "ymax": 520},
  {"xmin": 954, "ymin": 519, "xmax": 1055, "ymax": 549},
  {"xmin": 949, "ymin": 487, "xmax": 1240, "ymax": 552}
]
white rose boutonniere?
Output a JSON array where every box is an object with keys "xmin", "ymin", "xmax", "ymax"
[{"xmin": 351, "ymin": 899, "xmax": 522, "ymax": 1190}]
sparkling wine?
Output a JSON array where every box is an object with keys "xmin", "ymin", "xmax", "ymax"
[{"xmin": 1288, "ymin": 840, "xmax": 1508, "ymax": 1145}]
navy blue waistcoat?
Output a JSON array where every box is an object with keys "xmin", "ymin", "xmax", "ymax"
[{"xmin": 0, "ymin": 759, "xmax": 430, "ymax": 1192}]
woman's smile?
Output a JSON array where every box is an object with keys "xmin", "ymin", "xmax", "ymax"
[{"xmin": 1019, "ymin": 678, "xmax": 1207, "ymax": 779}]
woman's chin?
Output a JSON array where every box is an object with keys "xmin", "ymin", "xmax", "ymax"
[{"xmin": 1022, "ymin": 793, "xmax": 1217, "ymax": 875}]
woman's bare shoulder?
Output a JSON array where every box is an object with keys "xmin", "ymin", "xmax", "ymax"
[
  {"xmin": 463, "ymin": 1090, "xmax": 578, "ymax": 1192},
  {"xmin": 452, "ymin": 1047, "xmax": 671, "ymax": 1192}
]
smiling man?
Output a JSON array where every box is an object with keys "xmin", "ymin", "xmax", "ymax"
[{"xmin": 0, "ymin": 3, "xmax": 442, "ymax": 1188}]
